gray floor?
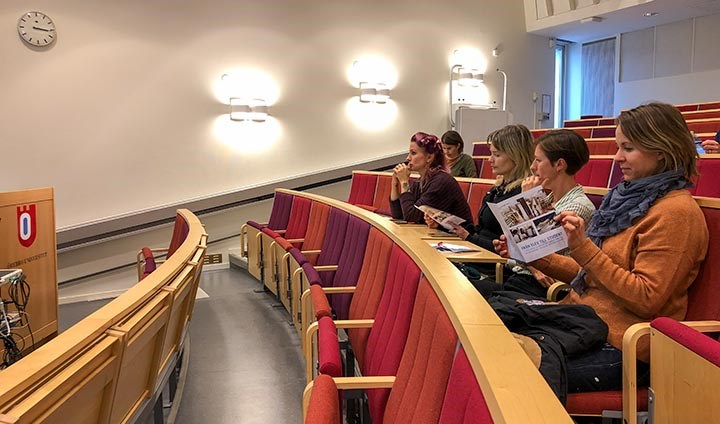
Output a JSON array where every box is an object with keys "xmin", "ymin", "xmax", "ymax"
[{"xmin": 59, "ymin": 267, "xmax": 305, "ymax": 424}]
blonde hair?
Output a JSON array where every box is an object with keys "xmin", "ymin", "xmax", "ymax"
[
  {"xmin": 486, "ymin": 124, "xmax": 535, "ymax": 192},
  {"xmin": 617, "ymin": 102, "xmax": 698, "ymax": 178}
]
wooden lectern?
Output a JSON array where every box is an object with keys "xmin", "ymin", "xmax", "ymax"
[{"xmin": 0, "ymin": 188, "xmax": 58, "ymax": 353}]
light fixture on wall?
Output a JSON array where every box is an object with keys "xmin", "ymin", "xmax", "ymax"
[
  {"xmin": 359, "ymin": 82, "xmax": 390, "ymax": 104},
  {"xmin": 449, "ymin": 48, "xmax": 490, "ymax": 127},
  {"xmin": 230, "ymin": 97, "xmax": 268, "ymax": 122}
]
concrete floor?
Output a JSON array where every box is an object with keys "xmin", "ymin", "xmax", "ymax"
[{"xmin": 59, "ymin": 266, "xmax": 305, "ymax": 424}]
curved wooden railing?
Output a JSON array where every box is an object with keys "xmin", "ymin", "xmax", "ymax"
[
  {"xmin": 0, "ymin": 209, "xmax": 207, "ymax": 424},
  {"xmin": 278, "ymin": 189, "xmax": 572, "ymax": 423}
]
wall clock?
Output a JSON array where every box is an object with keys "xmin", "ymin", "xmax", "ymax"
[{"xmin": 17, "ymin": 11, "xmax": 56, "ymax": 47}]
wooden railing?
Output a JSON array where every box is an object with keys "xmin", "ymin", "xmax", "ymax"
[{"xmin": 0, "ymin": 209, "xmax": 207, "ymax": 424}]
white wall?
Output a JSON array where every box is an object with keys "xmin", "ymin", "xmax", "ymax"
[{"xmin": 0, "ymin": 1, "xmax": 554, "ymax": 230}]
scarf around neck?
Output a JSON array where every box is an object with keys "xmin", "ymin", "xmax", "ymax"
[{"xmin": 570, "ymin": 169, "xmax": 691, "ymax": 295}]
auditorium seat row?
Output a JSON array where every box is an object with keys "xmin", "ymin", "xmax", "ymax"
[
  {"xmin": 241, "ymin": 189, "xmax": 571, "ymax": 422},
  {"xmin": 530, "ymin": 117, "xmax": 720, "ymax": 140},
  {"xmin": 563, "ymin": 107, "xmax": 720, "ymax": 128},
  {"xmin": 242, "ymin": 186, "xmax": 720, "ymax": 423},
  {"xmin": 0, "ymin": 209, "xmax": 207, "ymax": 423},
  {"xmin": 345, "ymin": 161, "xmax": 720, "ymax": 221}
]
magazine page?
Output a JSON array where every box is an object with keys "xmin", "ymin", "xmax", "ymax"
[
  {"xmin": 486, "ymin": 186, "xmax": 568, "ymax": 262},
  {"xmin": 414, "ymin": 205, "xmax": 466, "ymax": 231}
]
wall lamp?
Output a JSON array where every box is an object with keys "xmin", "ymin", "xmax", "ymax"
[
  {"xmin": 359, "ymin": 82, "xmax": 390, "ymax": 104},
  {"xmin": 457, "ymin": 69, "xmax": 484, "ymax": 87},
  {"xmin": 230, "ymin": 97, "xmax": 268, "ymax": 122}
]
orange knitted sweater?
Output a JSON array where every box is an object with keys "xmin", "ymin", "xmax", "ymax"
[{"xmin": 533, "ymin": 189, "xmax": 708, "ymax": 362}]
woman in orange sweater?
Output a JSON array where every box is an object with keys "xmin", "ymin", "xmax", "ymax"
[{"xmin": 496, "ymin": 102, "xmax": 709, "ymax": 394}]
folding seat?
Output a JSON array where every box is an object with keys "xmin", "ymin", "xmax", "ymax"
[
  {"xmin": 136, "ymin": 212, "xmax": 190, "ymax": 280},
  {"xmin": 698, "ymin": 101, "xmax": 720, "ymax": 110},
  {"xmin": 571, "ymin": 128, "xmax": 592, "ymax": 139},
  {"xmin": 299, "ymin": 215, "xmax": 370, "ymax": 341},
  {"xmin": 240, "ymin": 190, "xmax": 293, "ymax": 280},
  {"xmin": 456, "ymin": 179, "xmax": 471, "ymax": 200},
  {"xmin": 574, "ymin": 157, "xmax": 613, "ymax": 188},
  {"xmin": 438, "ymin": 347, "xmax": 494, "ymax": 424},
  {"xmin": 687, "ymin": 119, "xmax": 720, "ymax": 134},
  {"xmin": 590, "ymin": 126, "xmax": 616, "ymax": 138},
  {"xmin": 303, "ymin": 278, "xmax": 458, "ymax": 424},
  {"xmin": 608, "ymin": 160, "xmax": 624, "ymax": 188},
  {"xmin": 676, "ymin": 103, "xmax": 700, "ymax": 112},
  {"xmin": 472, "ymin": 142, "xmax": 490, "ymax": 155},
  {"xmin": 565, "ymin": 200, "xmax": 720, "ymax": 423},
  {"xmin": 348, "ymin": 172, "xmax": 379, "ymax": 209},
  {"xmin": 530, "ymin": 129, "xmax": 550, "ymax": 139},
  {"xmin": 371, "ymin": 174, "xmax": 393, "ymax": 216},
  {"xmin": 473, "ymin": 157, "xmax": 485, "ymax": 178},
  {"xmin": 479, "ymin": 158, "xmax": 494, "ymax": 179},
  {"xmin": 692, "ymin": 157, "xmax": 720, "ymax": 198},
  {"xmin": 304, "ymin": 228, "xmax": 394, "ymax": 377},
  {"xmin": 304, "ymin": 374, "xmax": 341, "ymax": 424},
  {"xmin": 467, "ymin": 181, "xmax": 493, "ymax": 225},
  {"xmin": 305, "ymin": 244, "xmax": 419, "ymax": 382},
  {"xmin": 261, "ymin": 196, "xmax": 312, "ymax": 294}
]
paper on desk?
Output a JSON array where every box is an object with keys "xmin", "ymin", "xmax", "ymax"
[{"xmin": 429, "ymin": 242, "xmax": 479, "ymax": 253}]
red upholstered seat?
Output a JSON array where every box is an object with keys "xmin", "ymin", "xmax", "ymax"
[
  {"xmin": 364, "ymin": 248, "xmax": 422, "ymax": 422},
  {"xmin": 328, "ymin": 216, "xmax": 371, "ymax": 320},
  {"xmin": 574, "ymin": 158, "xmax": 613, "ymax": 187},
  {"xmin": 305, "ymin": 374, "xmax": 340, "ymax": 424},
  {"xmin": 267, "ymin": 191, "xmax": 293, "ymax": 230},
  {"xmin": 458, "ymin": 181, "xmax": 471, "ymax": 200},
  {"xmin": 687, "ymin": 119, "xmax": 720, "ymax": 134},
  {"xmin": 137, "ymin": 213, "xmax": 189, "ymax": 279},
  {"xmin": 317, "ymin": 317, "xmax": 342, "ymax": 377},
  {"xmin": 166, "ymin": 214, "xmax": 190, "ymax": 258},
  {"xmin": 314, "ymin": 208, "xmax": 350, "ymax": 285},
  {"xmin": 348, "ymin": 172, "xmax": 379, "ymax": 207},
  {"xmin": 473, "ymin": 157, "xmax": 485, "ymax": 178},
  {"xmin": 346, "ymin": 228, "xmax": 395, "ymax": 366},
  {"xmin": 381, "ymin": 279, "xmax": 458, "ymax": 424},
  {"xmin": 284, "ymin": 196, "xmax": 312, "ymax": 248},
  {"xmin": 303, "ymin": 202, "xmax": 331, "ymax": 265},
  {"xmin": 590, "ymin": 126, "xmax": 616, "ymax": 138},
  {"xmin": 693, "ymin": 158, "xmax": 720, "ymax": 198},
  {"xmin": 472, "ymin": 143, "xmax": 490, "ymax": 156},
  {"xmin": 372, "ymin": 175, "xmax": 393, "ymax": 216},
  {"xmin": 467, "ymin": 182, "xmax": 493, "ymax": 225},
  {"xmin": 310, "ymin": 285, "xmax": 332, "ymax": 319},
  {"xmin": 587, "ymin": 141, "xmax": 617, "ymax": 155},
  {"xmin": 479, "ymin": 159, "xmax": 494, "ymax": 179},
  {"xmin": 439, "ymin": 347, "xmax": 494, "ymax": 424},
  {"xmin": 698, "ymin": 102, "xmax": 720, "ymax": 110},
  {"xmin": 608, "ymin": 161, "xmax": 624, "ymax": 188}
]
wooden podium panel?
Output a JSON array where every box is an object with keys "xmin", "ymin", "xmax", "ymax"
[{"xmin": 0, "ymin": 188, "xmax": 58, "ymax": 352}]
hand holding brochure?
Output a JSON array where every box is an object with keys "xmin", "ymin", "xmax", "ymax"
[
  {"xmin": 414, "ymin": 205, "xmax": 465, "ymax": 231},
  {"xmin": 487, "ymin": 186, "xmax": 568, "ymax": 262}
]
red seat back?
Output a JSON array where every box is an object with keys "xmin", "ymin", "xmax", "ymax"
[
  {"xmin": 574, "ymin": 158, "xmax": 612, "ymax": 188},
  {"xmin": 686, "ymin": 204, "xmax": 720, "ymax": 321},
  {"xmin": 347, "ymin": 228, "xmax": 395, "ymax": 366},
  {"xmin": 348, "ymin": 172, "xmax": 378, "ymax": 207},
  {"xmin": 472, "ymin": 143, "xmax": 490, "ymax": 156},
  {"xmin": 284, "ymin": 197, "xmax": 312, "ymax": 248},
  {"xmin": 373, "ymin": 175, "xmax": 394, "ymax": 216},
  {"xmin": 364, "ymin": 246, "xmax": 421, "ymax": 422},
  {"xmin": 305, "ymin": 374, "xmax": 340, "ymax": 424},
  {"xmin": 267, "ymin": 191, "xmax": 293, "ymax": 230},
  {"xmin": 693, "ymin": 158, "xmax": 720, "ymax": 198},
  {"xmin": 439, "ymin": 347, "xmax": 494, "ymax": 424},
  {"xmin": 382, "ymin": 279, "xmax": 458, "ymax": 423},
  {"xmin": 468, "ymin": 182, "xmax": 493, "ymax": 225},
  {"xmin": 166, "ymin": 214, "xmax": 190, "ymax": 258},
  {"xmin": 303, "ymin": 202, "xmax": 331, "ymax": 265}
]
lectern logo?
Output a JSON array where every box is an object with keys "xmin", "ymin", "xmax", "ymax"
[{"xmin": 17, "ymin": 205, "xmax": 37, "ymax": 248}]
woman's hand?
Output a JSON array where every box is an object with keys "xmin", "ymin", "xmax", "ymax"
[
  {"xmin": 492, "ymin": 235, "xmax": 510, "ymax": 258},
  {"xmin": 449, "ymin": 223, "xmax": 469, "ymax": 240},
  {"xmin": 393, "ymin": 163, "xmax": 411, "ymax": 184},
  {"xmin": 528, "ymin": 266, "xmax": 555, "ymax": 288},
  {"xmin": 556, "ymin": 211, "xmax": 586, "ymax": 250},
  {"xmin": 701, "ymin": 139, "xmax": 720, "ymax": 153},
  {"xmin": 424, "ymin": 213, "xmax": 439, "ymax": 229}
]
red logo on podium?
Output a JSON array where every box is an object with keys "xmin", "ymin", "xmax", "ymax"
[{"xmin": 17, "ymin": 205, "xmax": 37, "ymax": 248}]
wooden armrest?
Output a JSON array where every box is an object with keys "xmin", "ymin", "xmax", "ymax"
[
  {"xmin": 332, "ymin": 319, "xmax": 374, "ymax": 329},
  {"xmin": 314, "ymin": 265, "xmax": 338, "ymax": 272},
  {"xmin": 546, "ymin": 282, "xmax": 570, "ymax": 301},
  {"xmin": 333, "ymin": 376, "xmax": 396, "ymax": 390},
  {"xmin": 275, "ymin": 229, "xmax": 286, "ymax": 235},
  {"xmin": 622, "ymin": 323, "xmax": 652, "ymax": 424},
  {"xmin": 301, "ymin": 250, "xmax": 322, "ymax": 256},
  {"xmin": 321, "ymin": 286, "xmax": 357, "ymax": 294},
  {"xmin": 286, "ymin": 238, "xmax": 305, "ymax": 243}
]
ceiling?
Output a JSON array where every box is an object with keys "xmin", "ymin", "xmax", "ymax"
[{"xmin": 528, "ymin": 0, "xmax": 720, "ymax": 43}]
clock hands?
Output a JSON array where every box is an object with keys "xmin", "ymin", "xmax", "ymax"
[{"xmin": 32, "ymin": 26, "xmax": 51, "ymax": 32}]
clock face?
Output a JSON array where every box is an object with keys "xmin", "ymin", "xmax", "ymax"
[{"xmin": 17, "ymin": 11, "xmax": 56, "ymax": 47}]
